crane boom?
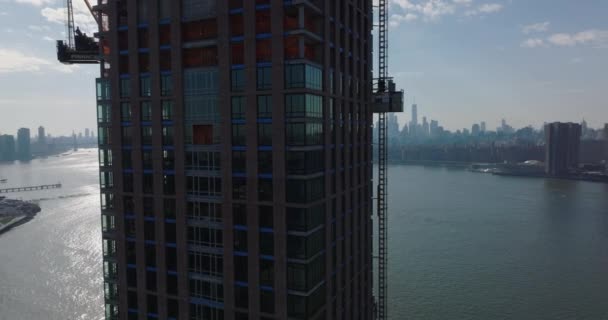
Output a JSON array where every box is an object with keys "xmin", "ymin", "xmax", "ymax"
[{"xmin": 56, "ymin": 0, "xmax": 100, "ymax": 64}]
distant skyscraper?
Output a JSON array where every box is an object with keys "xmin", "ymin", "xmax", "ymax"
[
  {"xmin": 430, "ymin": 120, "xmax": 439, "ymax": 137},
  {"xmin": 410, "ymin": 104, "xmax": 418, "ymax": 136},
  {"xmin": 387, "ymin": 113, "xmax": 400, "ymax": 139},
  {"xmin": 472, "ymin": 124, "xmax": 481, "ymax": 136},
  {"xmin": 85, "ymin": 128, "xmax": 90, "ymax": 138},
  {"xmin": 17, "ymin": 128, "xmax": 31, "ymax": 161},
  {"xmin": 422, "ymin": 117, "xmax": 429, "ymax": 137},
  {"xmin": 480, "ymin": 121, "xmax": 486, "ymax": 133},
  {"xmin": 603, "ymin": 123, "xmax": 608, "ymax": 140},
  {"xmin": 38, "ymin": 126, "xmax": 46, "ymax": 145},
  {"xmin": 0, "ymin": 135, "xmax": 16, "ymax": 162},
  {"xmin": 545, "ymin": 122, "xmax": 582, "ymax": 176}
]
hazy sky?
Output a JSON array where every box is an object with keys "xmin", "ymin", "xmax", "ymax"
[{"xmin": 0, "ymin": 0, "xmax": 606, "ymax": 137}]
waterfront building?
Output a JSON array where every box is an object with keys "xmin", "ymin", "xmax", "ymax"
[
  {"xmin": 94, "ymin": 1, "xmax": 374, "ymax": 319},
  {"xmin": 17, "ymin": 128, "xmax": 31, "ymax": 161},
  {"xmin": 38, "ymin": 126, "xmax": 46, "ymax": 145},
  {"xmin": 0, "ymin": 135, "xmax": 16, "ymax": 162},
  {"xmin": 544, "ymin": 122, "xmax": 582, "ymax": 176}
]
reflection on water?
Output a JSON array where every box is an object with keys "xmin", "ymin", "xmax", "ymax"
[{"xmin": 0, "ymin": 149, "xmax": 104, "ymax": 320}]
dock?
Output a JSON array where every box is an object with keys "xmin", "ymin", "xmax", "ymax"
[{"xmin": 0, "ymin": 184, "xmax": 62, "ymax": 194}]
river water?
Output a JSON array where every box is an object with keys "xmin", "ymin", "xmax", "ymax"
[{"xmin": 1, "ymin": 150, "xmax": 607, "ymax": 319}]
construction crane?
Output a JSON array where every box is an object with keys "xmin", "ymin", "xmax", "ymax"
[
  {"xmin": 56, "ymin": 0, "xmax": 100, "ymax": 64},
  {"xmin": 372, "ymin": 0, "xmax": 404, "ymax": 319}
]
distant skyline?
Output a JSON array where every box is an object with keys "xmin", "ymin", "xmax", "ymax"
[{"xmin": 0, "ymin": 0, "xmax": 607, "ymax": 135}]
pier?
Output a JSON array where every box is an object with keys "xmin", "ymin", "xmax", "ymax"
[{"xmin": 0, "ymin": 184, "xmax": 62, "ymax": 194}]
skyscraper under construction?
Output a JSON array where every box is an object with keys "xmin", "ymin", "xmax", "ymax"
[{"xmin": 94, "ymin": 0, "xmax": 375, "ymax": 319}]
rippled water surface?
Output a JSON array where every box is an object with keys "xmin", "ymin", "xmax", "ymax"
[
  {"xmin": 0, "ymin": 150, "xmax": 103, "ymax": 320},
  {"xmin": 1, "ymin": 152, "xmax": 607, "ymax": 320}
]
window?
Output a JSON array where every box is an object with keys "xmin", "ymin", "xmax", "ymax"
[
  {"xmin": 286, "ymin": 176, "xmax": 325, "ymax": 203},
  {"xmin": 123, "ymin": 173, "xmax": 134, "ymax": 192},
  {"xmin": 256, "ymin": 10, "xmax": 271, "ymax": 33},
  {"xmin": 121, "ymin": 127, "xmax": 133, "ymax": 145},
  {"xmin": 163, "ymin": 174, "xmax": 175, "ymax": 195},
  {"xmin": 230, "ymin": 14, "xmax": 244, "ymax": 37},
  {"xmin": 235, "ymin": 286, "xmax": 248, "ymax": 309},
  {"xmin": 260, "ymin": 259, "xmax": 274, "ymax": 287},
  {"xmin": 258, "ymin": 179, "xmax": 273, "ymax": 202},
  {"xmin": 259, "ymin": 206, "xmax": 273, "ymax": 229},
  {"xmin": 163, "ymin": 149, "xmax": 175, "ymax": 169},
  {"xmin": 189, "ymin": 252, "xmax": 223, "ymax": 277},
  {"xmin": 287, "ymin": 285, "xmax": 326, "ymax": 319},
  {"xmin": 120, "ymin": 78, "xmax": 130, "ymax": 98},
  {"xmin": 122, "ymin": 150, "xmax": 133, "ymax": 169},
  {"xmin": 231, "ymin": 68, "xmax": 245, "ymax": 92},
  {"xmin": 259, "ymin": 232, "xmax": 274, "ymax": 255},
  {"xmin": 286, "ymin": 205, "xmax": 325, "ymax": 232},
  {"xmin": 181, "ymin": 0, "xmax": 217, "ymax": 21},
  {"xmin": 232, "ymin": 151, "xmax": 246, "ymax": 173},
  {"xmin": 232, "ymin": 124, "xmax": 246, "ymax": 146},
  {"xmin": 231, "ymin": 96, "xmax": 245, "ymax": 120},
  {"xmin": 190, "ymin": 305, "xmax": 223, "ymax": 320},
  {"xmin": 285, "ymin": 64, "xmax": 322, "ymax": 90},
  {"xmin": 184, "ymin": 68, "xmax": 218, "ymax": 95},
  {"xmin": 287, "ymin": 255, "xmax": 325, "ymax": 291},
  {"xmin": 121, "ymin": 102, "xmax": 132, "ymax": 121},
  {"xmin": 142, "ymin": 150, "xmax": 153, "ymax": 170},
  {"xmin": 140, "ymin": 75, "xmax": 151, "ymax": 97},
  {"xmin": 286, "ymin": 123, "xmax": 323, "ymax": 146},
  {"xmin": 143, "ymin": 173, "xmax": 154, "ymax": 194},
  {"xmin": 287, "ymin": 228, "xmax": 325, "ymax": 260},
  {"xmin": 286, "ymin": 94, "xmax": 323, "ymax": 118},
  {"xmin": 141, "ymin": 102, "xmax": 152, "ymax": 121},
  {"xmin": 232, "ymin": 177, "xmax": 247, "ymax": 200},
  {"xmin": 163, "ymin": 126, "xmax": 174, "ymax": 145},
  {"xmin": 188, "ymin": 226, "xmax": 223, "ymax": 248},
  {"xmin": 164, "ymin": 199, "xmax": 176, "ymax": 219},
  {"xmin": 258, "ymin": 151, "xmax": 272, "ymax": 174},
  {"xmin": 234, "ymin": 256, "xmax": 248, "ymax": 281},
  {"xmin": 98, "ymin": 103, "xmax": 111, "ymax": 123},
  {"xmin": 99, "ymin": 148, "xmax": 113, "ymax": 167},
  {"xmin": 187, "ymin": 201, "xmax": 222, "ymax": 222},
  {"xmin": 186, "ymin": 151, "xmax": 220, "ymax": 171},
  {"xmin": 233, "ymin": 204, "xmax": 246, "ymax": 225},
  {"xmin": 187, "ymin": 176, "xmax": 222, "ymax": 197},
  {"xmin": 101, "ymin": 214, "xmax": 116, "ymax": 232},
  {"xmin": 260, "ymin": 290, "xmax": 274, "ymax": 314},
  {"xmin": 256, "ymin": 39, "xmax": 272, "ymax": 62},
  {"xmin": 141, "ymin": 126, "xmax": 153, "ymax": 145},
  {"xmin": 234, "ymin": 229, "xmax": 247, "ymax": 251},
  {"xmin": 96, "ymin": 78, "xmax": 111, "ymax": 100},
  {"xmin": 231, "ymin": 42, "xmax": 244, "ymax": 65},
  {"xmin": 161, "ymin": 101, "xmax": 173, "ymax": 121},
  {"xmin": 161, "ymin": 74, "xmax": 172, "ymax": 96},
  {"xmin": 257, "ymin": 66, "xmax": 272, "ymax": 90},
  {"xmin": 257, "ymin": 95, "xmax": 272, "ymax": 118},
  {"xmin": 190, "ymin": 279, "xmax": 224, "ymax": 302},
  {"xmin": 258, "ymin": 123, "xmax": 272, "ymax": 146},
  {"xmin": 287, "ymin": 150, "xmax": 324, "ymax": 175}
]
